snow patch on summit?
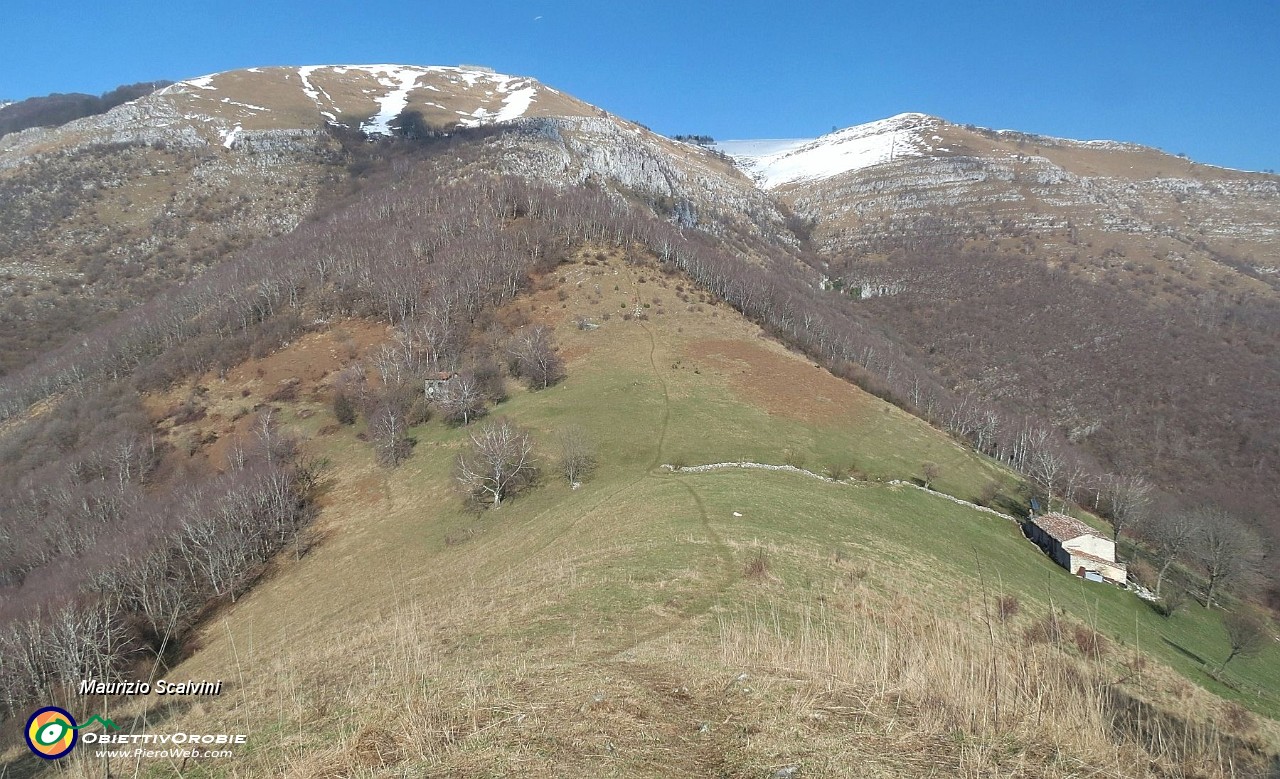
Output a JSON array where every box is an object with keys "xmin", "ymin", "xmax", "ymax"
[
  {"xmin": 350, "ymin": 65, "xmax": 426, "ymax": 136},
  {"xmin": 717, "ymin": 113, "xmax": 941, "ymax": 189},
  {"xmin": 715, "ymin": 139, "xmax": 812, "ymax": 159},
  {"xmin": 454, "ymin": 73, "xmax": 540, "ymax": 127},
  {"xmin": 292, "ymin": 65, "xmax": 540, "ymax": 134},
  {"xmin": 184, "ymin": 75, "xmax": 217, "ymax": 90},
  {"xmin": 155, "ymin": 73, "xmax": 221, "ymax": 97},
  {"xmin": 494, "ymin": 85, "xmax": 538, "ymax": 123}
]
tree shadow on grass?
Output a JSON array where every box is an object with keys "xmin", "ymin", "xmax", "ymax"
[{"xmin": 1161, "ymin": 635, "xmax": 1207, "ymax": 666}]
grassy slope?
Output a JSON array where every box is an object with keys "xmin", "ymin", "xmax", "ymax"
[{"xmin": 22, "ymin": 252, "xmax": 1278, "ymax": 778}]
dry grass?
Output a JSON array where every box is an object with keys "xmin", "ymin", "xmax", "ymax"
[
  {"xmin": 707, "ymin": 597, "xmax": 1271, "ymax": 778},
  {"xmin": 48, "ymin": 570, "xmax": 1272, "ymax": 779}
]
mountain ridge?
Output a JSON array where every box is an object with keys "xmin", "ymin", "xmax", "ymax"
[{"xmin": 7, "ymin": 64, "xmax": 1268, "ymax": 171}]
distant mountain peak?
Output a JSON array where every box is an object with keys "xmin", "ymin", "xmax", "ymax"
[{"xmin": 120, "ymin": 63, "xmax": 596, "ymax": 150}]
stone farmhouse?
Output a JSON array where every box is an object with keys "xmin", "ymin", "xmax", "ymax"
[
  {"xmin": 424, "ymin": 371, "xmax": 458, "ymax": 398},
  {"xmin": 1025, "ymin": 513, "xmax": 1127, "ymax": 585}
]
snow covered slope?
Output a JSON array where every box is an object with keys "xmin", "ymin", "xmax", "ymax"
[{"xmin": 716, "ymin": 114, "xmax": 946, "ymax": 188}]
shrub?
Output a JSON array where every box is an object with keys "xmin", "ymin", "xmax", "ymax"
[
  {"xmin": 744, "ymin": 551, "xmax": 770, "ymax": 580},
  {"xmin": 976, "ymin": 480, "xmax": 1000, "ymax": 507},
  {"xmin": 824, "ymin": 461, "xmax": 851, "ymax": 481},
  {"xmin": 1220, "ymin": 702, "xmax": 1255, "ymax": 733},
  {"xmin": 996, "ymin": 595, "xmax": 1020, "ymax": 622},
  {"xmin": 557, "ymin": 425, "xmax": 597, "ymax": 485},
  {"xmin": 333, "ymin": 390, "xmax": 357, "ymax": 425},
  {"xmin": 1159, "ymin": 585, "xmax": 1189, "ymax": 619},
  {"xmin": 1071, "ymin": 625, "xmax": 1109, "ymax": 659},
  {"xmin": 921, "ymin": 461, "xmax": 941, "ymax": 489},
  {"xmin": 1024, "ymin": 612, "xmax": 1064, "ymax": 645},
  {"xmin": 266, "ymin": 378, "xmax": 300, "ymax": 403},
  {"xmin": 472, "ymin": 359, "xmax": 508, "ymax": 405},
  {"xmin": 171, "ymin": 399, "xmax": 207, "ymax": 426}
]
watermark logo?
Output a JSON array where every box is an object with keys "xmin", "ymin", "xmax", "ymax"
[
  {"xmin": 24, "ymin": 707, "xmax": 121, "ymax": 760},
  {"xmin": 25, "ymin": 707, "xmax": 77, "ymax": 760}
]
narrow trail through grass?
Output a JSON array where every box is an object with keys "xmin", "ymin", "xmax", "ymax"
[
  {"xmin": 592, "ymin": 304, "xmax": 740, "ymax": 660},
  {"xmin": 640, "ymin": 320, "xmax": 671, "ymax": 469}
]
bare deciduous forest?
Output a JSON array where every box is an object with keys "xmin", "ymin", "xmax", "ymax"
[
  {"xmin": 0, "ymin": 81, "xmax": 173, "ymax": 138},
  {"xmin": 825, "ymin": 227, "xmax": 1279, "ymax": 590}
]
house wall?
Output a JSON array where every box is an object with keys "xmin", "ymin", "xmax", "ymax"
[
  {"xmin": 1063, "ymin": 534, "xmax": 1115, "ymax": 561},
  {"xmin": 1069, "ymin": 555, "xmax": 1127, "ymax": 584},
  {"xmin": 1025, "ymin": 523, "xmax": 1072, "ymax": 569}
]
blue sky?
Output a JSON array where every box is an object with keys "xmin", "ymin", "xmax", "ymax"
[{"xmin": 3, "ymin": 1, "xmax": 1277, "ymax": 171}]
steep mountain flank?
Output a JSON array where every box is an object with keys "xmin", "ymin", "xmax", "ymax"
[
  {"xmin": 723, "ymin": 115, "xmax": 1280, "ymax": 562},
  {"xmin": 0, "ymin": 65, "xmax": 788, "ymax": 378},
  {"xmin": 722, "ymin": 114, "xmax": 1279, "ymax": 284}
]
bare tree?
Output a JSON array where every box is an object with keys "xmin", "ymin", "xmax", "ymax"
[
  {"xmin": 253, "ymin": 409, "xmax": 295, "ymax": 467},
  {"xmin": 973, "ymin": 409, "xmax": 1000, "ymax": 455},
  {"xmin": 1220, "ymin": 608, "xmax": 1269, "ymax": 671},
  {"xmin": 1027, "ymin": 441, "xmax": 1066, "ymax": 511},
  {"xmin": 436, "ymin": 373, "xmax": 486, "ymax": 425},
  {"xmin": 455, "ymin": 417, "xmax": 537, "ymax": 508},
  {"xmin": 1191, "ymin": 507, "xmax": 1261, "ymax": 609},
  {"xmin": 1061, "ymin": 462, "xmax": 1091, "ymax": 512},
  {"xmin": 1102, "ymin": 474, "xmax": 1153, "ymax": 544},
  {"xmin": 369, "ymin": 402, "xmax": 411, "ymax": 467},
  {"xmin": 508, "ymin": 326, "xmax": 565, "ymax": 390},
  {"xmin": 371, "ymin": 343, "xmax": 407, "ymax": 387},
  {"xmin": 414, "ymin": 305, "xmax": 460, "ymax": 372},
  {"xmin": 0, "ymin": 619, "xmax": 50, "ymax": 711},
  {"xmin": 1146, "ymin": 509, "xmax": 1198, "ymax": 597},
  {"xmin": 558, "ymin": 425, "xmax": 597, "ymax": 485},
  {"xmin": 921, "ymin": 461, "xmax": 941, "ymax": 490}
]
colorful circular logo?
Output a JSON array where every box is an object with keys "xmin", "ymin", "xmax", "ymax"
[{"xmin": 25, "ymin": 707, "xmax": 78, "ymax": 760}]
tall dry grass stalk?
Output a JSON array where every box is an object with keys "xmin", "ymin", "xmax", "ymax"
[{"xmin": 714, "ymin": 598, "xmax": 1267, "ymax": 778}]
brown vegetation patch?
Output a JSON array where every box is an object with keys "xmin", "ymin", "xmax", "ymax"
[
  {"xmin": 348, "ymin": 725, "xmax": 405, "ymax": 768},
  {"xmin": 221, "ymin": 318, "xmax": 388, "ymax": 391},
  {"xmin": 199, "ymin": 410, "xmax": 258, "ymax": 471},
  {"xmin": 558, "ymin": 343, "xmax": 592, "ymax": 363},
  {"xmin": 685, "ymin": 338, "xmax": 874, "ymax": 424}
]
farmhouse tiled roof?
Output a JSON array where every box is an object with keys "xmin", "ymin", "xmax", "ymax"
[{"xmin": 1032, "ymin": 512, "xmax": 1101, "ymax": 543}]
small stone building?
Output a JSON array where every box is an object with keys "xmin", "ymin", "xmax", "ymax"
[
  {"xmin": 1025, "ymin": 513, "xmax": 1127, "ymax": 585},
  {"xmin": 424, "ymin": 371, "xmax": 457, "ymax": 398}
]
